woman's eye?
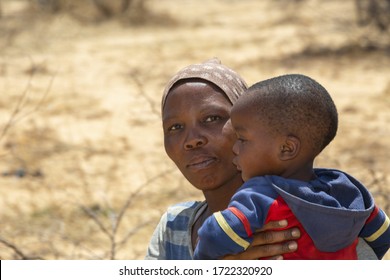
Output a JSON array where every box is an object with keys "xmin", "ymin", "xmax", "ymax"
[
  {"xmin": 204, "ymin": 115, "xmax": 221, "ymax": 122},
  {"xmin": 167, "ymin": 124, "xmax": 183, "ymax": 132}
]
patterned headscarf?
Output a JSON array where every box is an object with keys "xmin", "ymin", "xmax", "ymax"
[{"xmin": 161, "ymin": 58, "xmax": 248, "ymax": 112}]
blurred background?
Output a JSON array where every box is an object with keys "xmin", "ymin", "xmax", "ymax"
[{"xmin": 0, "ymin": 0, "xmax": 389, "ymax": 259}]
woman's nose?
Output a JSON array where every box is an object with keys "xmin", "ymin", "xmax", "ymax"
[{"xmin": 184, "ymin": 130, "xmax": 207, "ymax": 150}]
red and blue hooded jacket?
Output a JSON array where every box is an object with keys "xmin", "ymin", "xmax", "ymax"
[{"xmin": 194, "ymin": 168, "xmax": 390, "ymax": 259}]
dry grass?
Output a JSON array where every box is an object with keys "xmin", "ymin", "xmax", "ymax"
[{"xmin": 0, "ymin": 0, "xmax": 389, "ymax": 259}]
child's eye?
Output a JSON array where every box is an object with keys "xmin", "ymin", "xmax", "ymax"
[
  {"xmin": 235, "ymin": 133, "xmax": 246, "ymax": 143},
  {"xmin": 204, "ymin": 115, "xmax": 221, "ymax": 122}
]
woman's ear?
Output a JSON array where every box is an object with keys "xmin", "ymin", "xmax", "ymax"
[{"xmin": 279, "ymin": 135, "xmax": 300, "ymax": 161}]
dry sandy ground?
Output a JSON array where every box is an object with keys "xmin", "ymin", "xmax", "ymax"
[{"xmin": 0, "ymin": 0, "xmax": 389, "ymax": 259}]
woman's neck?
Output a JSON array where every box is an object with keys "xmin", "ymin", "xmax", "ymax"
[
  {"xmin": 191, "ymin": 174, "xmax": 243, "ymax": 250},
  {"xmin": 202, "ymin": 174, "xmax": 243, "ymax": 213}
]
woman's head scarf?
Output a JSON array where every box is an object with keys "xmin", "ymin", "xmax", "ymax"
[{"xmin": 161, "ymin": 58, "xmax": 248, "ymax": 112}]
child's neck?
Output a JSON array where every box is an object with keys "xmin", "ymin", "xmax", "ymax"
[{"xmin": 283, "ymin": 162, "xmax": 316, "ymax": 182}]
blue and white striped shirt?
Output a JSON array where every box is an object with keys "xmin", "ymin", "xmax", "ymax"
[
  {"xmin": 145, "ymin": 200, "xmax": 377, "ymax": 260},
  {"xmin": 145, "ymin": 201, "xmax": 206, "ymax": 260}
]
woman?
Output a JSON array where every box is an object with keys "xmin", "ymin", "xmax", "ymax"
[{"xmin": 145, "ymin": 58, "xmax": 377, "ymax": 260}]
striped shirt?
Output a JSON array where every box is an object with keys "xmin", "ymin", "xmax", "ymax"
[
  {"xmin": 145, "ymin": 200, "xmax": 377, "ymax": 260},
  {"xmin": 145, "ymin": 201, "xmax": 206, "ymax": 260}
]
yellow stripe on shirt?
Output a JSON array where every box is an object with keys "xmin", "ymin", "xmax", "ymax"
[
  {"xmin": 365, "ymin": 215, "xmax": 390, "ymax": 242},
  {"xmin": 214, "ymin": 211, "xmax": 250, "ymax": 249}
]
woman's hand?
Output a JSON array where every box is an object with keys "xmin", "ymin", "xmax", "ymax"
[{"xmin": 222, "ymin": 220, "xmax": 300, "ymax": 260}]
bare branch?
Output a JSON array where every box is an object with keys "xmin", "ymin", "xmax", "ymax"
[
  {"xmin": 0, "ymin": 72, "xmax": 33, "ymax": 141},
  {"xmin": 129, "ymin": 69, "xmax": 160, "ymax": 117},
  {"xmin": 0, "ymin": 236, "xmax": 43, "ymax": 260},
  {"xmin": 113, "ymin": 168, "xmax": 176, "ymax": 236},
  {"xmin": 12, "ymin": 70, "xmax": 56, "ymax": 125},
  {"xmin": 104, "ymin": 168, "xmax": 175, "ymax": 259},
  {"xmin": 117, "ymin": 218, "xmax": 154, "ymax": 249},
  {"xmin": 0, "ymin": 60, "xmax": 55, "ymax": 142},
  {"xmin": 79, "ymin": 204, "xmax": 113, "ymax": 239}
]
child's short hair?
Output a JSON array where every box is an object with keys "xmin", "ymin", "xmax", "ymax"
[{"xmin": 239, "ymin": 74, "xmax": 338, "ymax": 155}]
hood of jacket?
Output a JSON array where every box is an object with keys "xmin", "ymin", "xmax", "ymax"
[{"xmin": 267, "ymin": 168, "xmax": 374, "ymax": 252}]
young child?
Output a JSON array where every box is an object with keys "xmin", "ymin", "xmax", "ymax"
[{"xmin": 193, "ymin": 74, "xmax": 390, "ymax": 260}]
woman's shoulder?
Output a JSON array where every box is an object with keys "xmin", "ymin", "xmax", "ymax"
[{"xmin": 165, "ymin": 201, "xmax": 205, "ymax": 220}]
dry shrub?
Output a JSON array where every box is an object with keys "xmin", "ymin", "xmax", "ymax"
[
  {"xmin": 27, "ymin": 0, "xmax": 173, "ymax": 25},
  {"xmin": 355, "ymin": 0, "xmax": 390, "ymax": 31},
  {"xmin": 0, "ymin": 120, "xmax": 163, "ymax": 259}
]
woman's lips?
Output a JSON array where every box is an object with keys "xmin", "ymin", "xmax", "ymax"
[{"xmin": 187, "ymin": 156, "xmax": 217, "ymax": 170}]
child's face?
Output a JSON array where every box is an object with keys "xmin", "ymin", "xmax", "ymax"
[{"xmin": 230, "ymin": 107, "xmax": 284, "ymax": 182}]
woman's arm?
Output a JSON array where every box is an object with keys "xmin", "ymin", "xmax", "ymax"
[{"xmin": 222, "ymin": 220, "xmax": 300, "ymax": 260}]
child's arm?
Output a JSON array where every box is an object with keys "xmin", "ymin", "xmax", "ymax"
[
  {"xmin": 194, "ymin": 178, "xmax": 278, "ymax": 259},
  {"xmin": 359, "ymin": 205, "xmax": 390, "ymax": 259},
  {"xmin": 193, "ymin": 208, "xmax": 253, "ymax": 260}
]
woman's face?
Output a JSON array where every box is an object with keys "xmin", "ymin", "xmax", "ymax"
[{"xmin": 162, "ymin": 81, "xmax": 240, "ymax": 191}]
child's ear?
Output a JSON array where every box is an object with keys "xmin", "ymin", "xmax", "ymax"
[{"xmin": 279, "ymin": 135, "xmax": 300, "ymax": 161}]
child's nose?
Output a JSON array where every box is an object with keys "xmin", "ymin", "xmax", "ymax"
[{"xmin": 232, "ymin": 141, "xmax": 239, "ymax": 155}]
